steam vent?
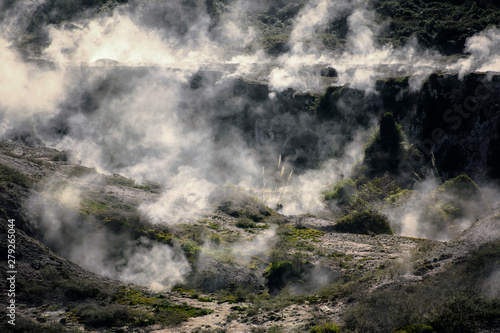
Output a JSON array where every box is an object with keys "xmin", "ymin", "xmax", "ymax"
[{"xmin": 1, "ymin": 0, "xmax": 500, "ymax": 332}]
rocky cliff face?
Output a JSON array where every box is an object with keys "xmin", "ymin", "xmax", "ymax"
[{"xmin": 204, "ymin": 72, "xmax": 500, "ymax": 183}]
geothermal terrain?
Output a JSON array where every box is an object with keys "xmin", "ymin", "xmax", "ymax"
[{"xmin": 1, "ymin": 0, "xmax": 500, "ymax": 332}]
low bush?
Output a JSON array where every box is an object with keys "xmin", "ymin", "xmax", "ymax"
[
  {"xmin": 440, "ymin": 174, "xmax": 481, "ymax": 200},
  {"xmin": 430, "ymin": 296, "xmax": 500, "ymax": 333},
  {"xmin": 236, "ymin": 218, "xmax": 257, "ymax": 229},
  {"xmin": 181, "ymin": 240, "xmax": 201, "ymax": 264},
  {"xmin": 74, "ymin": 302, "xmax": 147, "ymax": 328},
  {"xmin": 334, "ymin": 210, "xmax": 393, "ymax": 235},
  {"xmin": 264, "ymin": 261, "xmax": 301, "ymax": 291},
  {"xmin": 61, "ymin": 279, "xmax": 102, "ymax": 301},
  {"xmin": 310, "ymin": 322, "xmax": 340, "ymax": 333},
  {"xmin": 0, "ymin": 315, "xmax": 79, "ymax": 333},
  {"xmin": 391, "ymin": 324, "xmax": 434, "ymax": 333},
  {"xmin": 154, "ymin": 301, "xmax": 214, "ymax": 327},
  {"xmin": 324, "ymin": 179, "xmax": 357, "ymax": 205}
]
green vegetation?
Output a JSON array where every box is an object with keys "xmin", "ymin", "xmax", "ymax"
[
  {"xmin": 181, "ymin": 240, "xmax": 201, "ymax": 263},
  {"xmin": 324, "ymin": 175, "xmax": 400, "ymax": 235},
  {"xmin": 112, "ymin": 287, "xmax": 213, "ymax": 327},
  {"xmin": 334, "ymin": 209, "xmax": 393, "ymax": 235},
  {"xmin": 372, "ymin": 0, "xmax": 500, "ymax": 55},
  {"xmin": 440, "ymin": 174, "xmax": 481, "ymax": 200},
  {"xmin": 12, "ymin": 0, "xmax": 500, "ymax": 60},
  {"xmin": 430, "ymin": 296, "xmax": 500, "ymax": 333},
  {"xmin": 51, "ymin": 151, "xmax": 68, "ymax": 162},
  {"xmin": 309, "ymin": 322, "xmax": 340, "ymax": 333},
  {"xmin": 18, "ymin": 266, "xmax": 113, "ymax": 306},
  {"xmin": 356, "ymin": 174, "xmax": 406, "ymax": 204},
  {"xmin": 0, "ymin": 163, "xmax": 34, "ymax": 187},
  {"xmin": 324, "ymin": 179, "xmax": 356, "ymax": 204},
  {"xmin": 236, "ymin": 217, "xmax": 257, "ymax": 229},
  {"xmin": 153, "ymin": 302, "xmax": 214, "ymax": 327},
  {"xmin": 105, "ymin": 173, "xmax": 136, "ymax": 187},
  {"xmin": 75, "ymin": 295, "xmax": 214, "ymax": 329},
  {"xmin": 264, "ymin": 261, "xmax": 296, "ymax": 289},
  {"xmin": 289, "ymin": 227, "xmax": 325, "ymax": 242},
  {"xmin": 391, "ymin": 325, "xmax": 434, "ymax": 333}
]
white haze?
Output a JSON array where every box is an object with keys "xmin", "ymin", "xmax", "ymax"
[
  {"xmin": 452, "ymin": 26, "xmax": 500, "ymax": 76},
  {"xmin": 279, "ymin": 127, "xmax": 374, "ymax": 216},
  {"xmin": 32, "ymin": 181, "xmax": 191, "ymax": 289},
  {"xmin": 0, "ymin": 37, "xmax": 66, "ymax": 123}
]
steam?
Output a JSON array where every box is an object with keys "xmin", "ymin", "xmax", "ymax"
[
  {"xmin": 119, "ymin": 239, "xmax": 191, "ymax": 290},
  {"xmin": 268, "ymin": 0, "xmax": 446, "ymax": 93},
  {"xmin": 482, "ymin": 267, "xmax": 500, "ymax": 299},
  {"xmin": 202, "ymin": 227, "xmax": 276, "ymax": 265},
  {"xmin": 384, "ymin": 177, "xmax": 441, "ymax": 239},
  {"xmin": 45, "ymin": 13, "xmax": 179, "ymax": 65},
  {"xmin": 279, "ymin": 127, "xmax": 373, "ymax": 216},
  {"xmin": 32, "ymin": 180, "xmax": 191, "ymax": 289},
  {"xmin": 0, "ymin": 36, "xmax": 66, "ymax": 123},
  {"xmin": 0, "ymin": 0, "xmax": 46, "ymax": 38},
  {"xmin": 454, "ymin": 26, "xmax": 500, "ymax": 75},
  {"xmin": 384, "ymin": 177, "xmax": 492, "ymax": 241}
]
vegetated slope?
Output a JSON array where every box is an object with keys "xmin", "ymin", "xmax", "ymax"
[
  {"xmin": 5, "ymin": 0, "xmax": 500, "ymax": 57},
  {"xmin": 371, "ymin": 0, "xmax": 500, "ymax": 54}
]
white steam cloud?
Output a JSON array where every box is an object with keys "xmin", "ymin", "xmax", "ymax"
[
  {"xmin": 0, "ymin": 37, "xmax": 66, "ymax": 122},
  {"xmin": 454, "ymin": 26, "xmax": 500, "ymax": 76},
  {"xmin": 32, "ymin": 181, "xmax": 192, "ymax": 289}
]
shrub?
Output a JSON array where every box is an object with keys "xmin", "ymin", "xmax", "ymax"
[
  {"xmin": 61, "ymin": 279, "xmax": 102, "ymax": 300},
  {"xmin": 310, "ymin": 322, "xmax": 340, "ymax": 333},
  {"xmin": 324, "ymin": 179, "xmax": 357, "ymax": 205},
  {"xmin": 105, "ymin": 174, "xmax": 136, "ymax": 187},
  {"xmin": 0, "ymin": 315, "xmax": 78, "ymax": 333},
  {"xmin": 334, "ymin": 210, "xmax": 393, "ymax": 235},
  {"xmin": 74, "ymin": 303, "xmax": 141, "ymax": 328},
  {"xmin": 430, "ymin": 296, "xmax": 500, "ymax": 333},
  {"xmin": 440, "ymin": 174, "xmax": 481, "ymax": 200},
  {"xmin": 181, "ymin": 240, "xmax": 201, "ymax": 264},
  {"xmin": 264, "ymin": 261, "xmax": 300, "ymax": 291},
  {"xmin": 417, "ymin": 174, "xmax": 483, "ymax": 239},
  {"xmin": 67, "ymin": 165, "xmax": 95, "ymax": 178},
  {"xmin": 344, "ymin": 241, "xmax": 500, "ymax": 333},
  {"xmin": 356, "ymin": 174, "xmax": 403, "ymax": 204},
  {"xmin": 391, "ymin": 325, "xmax": 434, "ymax": 333},
  {"xmin": 236, "ymin": 218, "xmax": 257, "ymax": 229},
  {"xmin": 154, "ymin": 301, "xmax": 214, "ymax": 327},
  {"xmin": 51, "ymin": 151, "xmax": 68, "ymax": 162}
]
